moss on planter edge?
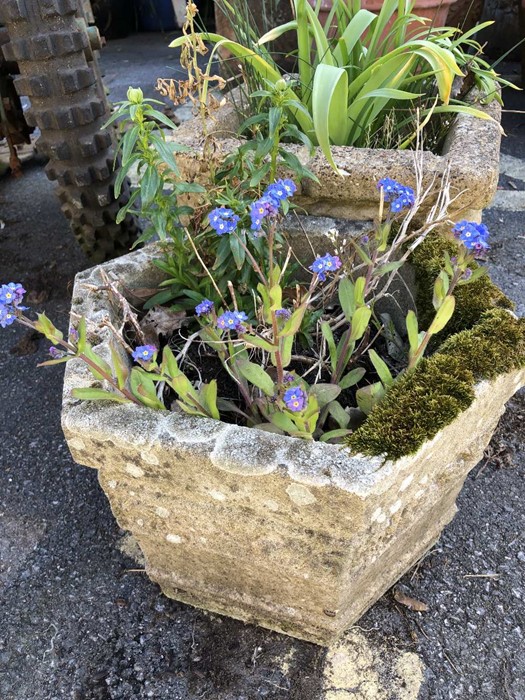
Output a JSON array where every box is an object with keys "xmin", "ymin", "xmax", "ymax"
[
  {"xmin": 411, "ymin": 232, "xmax": 514, "ymax": 339},
  {"xmin": 347, "ymin": 310, "xmax": 525, "ymax": 460}
]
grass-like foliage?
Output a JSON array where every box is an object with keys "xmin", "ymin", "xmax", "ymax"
[{"xmin": 172, "ymin": 0, "xmax": 513, "ymax": 169}]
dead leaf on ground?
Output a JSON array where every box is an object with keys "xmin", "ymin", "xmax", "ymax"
[
  {"xmin": 26, "ymin": 289, "xmax": 49, "ymax": 305},
  {"xmin": 393, "ymin": 587, "xmax": 429, "ymax": 612},
  {"xmin": 124, "ymin": 286, "xmax": 161, "ymax": 302},
  {"xmin": 140, "ymin": 306, "xmax": 187, "ymax": 343},
  {"xmin": 10, "ymin": 330, "xmax": 41, "ymax": 356}
]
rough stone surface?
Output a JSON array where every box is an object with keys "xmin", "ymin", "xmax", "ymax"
[
  {"xmin": 171, "ymin": 89, "xmax": 502, "ymax": 222},
  {"xmin": 61, "ymin": 247, "xmax": 524, "ymax": 646}
]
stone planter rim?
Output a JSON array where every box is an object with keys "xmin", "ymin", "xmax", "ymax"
[
  {"xmin": 172, "ymin": 87, "xmax": 501, "ymax": 220},
  {"xmin": 61, "ymin": 244, "xmax": 525, "ymax": 645}
]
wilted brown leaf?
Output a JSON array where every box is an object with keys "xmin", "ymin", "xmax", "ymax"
[
  {"xmin": 140, "ymin": 306, "xmax": 187, "ymax": 344},
  {"xmin": 393, "ymin": 588, "xmax": 428, "ymax": 612}
]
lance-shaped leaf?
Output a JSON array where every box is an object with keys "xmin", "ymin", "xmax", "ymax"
[
  {"xmin": 320, "ymin": 428, "xmax": 352, "ymax": 442},
  {"xmin": 34, "ymin": 313, "xmax": 63, "ymax": 343},
  {"xmin": 349, "ymin": 306, "xmax": 371, "ymax": 342},
  {"xmin": 368, "ymin": 349, "xmax": 394, "ymax": 387},
  {"xmin": 237, "ymin": 360, "xmax": 275, "ymax": 396},
  {"xmin": 406, "ymin": 310, "xmax": 419, "ymax": 354},
  {"xmin": 338, "ymin": 277, "xmax": 356, "ymax": 321},
  {"xmin": 327, "ymin": 400, "xmax": 350, "ymax": 429},
  {"xmin": 312, "ymin": 63, "xmax": 349, "ymax": 171},
  {"xmin": 199, "ymin": 380, "xmax": 220, "ymax": 420},
  {"xmin": 339, "ymin": 366, "xmax": 366, "ymax": 389},
  {"xmin": 309, "ymin": 383, "xmax": 341, "ymax": 408},
  {"xmin": 428, "ymin": 295, "xmax": 456, "ymax": 336},
  {"xmin": 71, "ymin": 387, "xmax": 130, "ymax": 403},
  {"xmin": 356, "ymin": 381, "xmax": 385, "ymax": 415}
]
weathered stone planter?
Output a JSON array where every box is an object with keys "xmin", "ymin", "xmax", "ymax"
[
  {"xmin": 172, "ymin": 89, "xmax": 501, "ymax": 223},
  {"xmin": 62, "ymin": 246, "xmax": 524, "ymax": 646}
]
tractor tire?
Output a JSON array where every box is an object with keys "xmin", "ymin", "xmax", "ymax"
[{"xmin": 0, "ymin": 0, "xmax": 139, "ymax": 262}]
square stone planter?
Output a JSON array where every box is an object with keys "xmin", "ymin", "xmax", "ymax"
[
  {"xmin": 172, "ymin": 89, "xmax": 501, "ymax": 224},
  {"xmin": 61, "ymin": 246, "xmax": 524, "ymax": 645}
]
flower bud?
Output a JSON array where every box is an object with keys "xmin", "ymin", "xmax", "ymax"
[{"xmin": 127, "ymin": 86, "xmax": 144, "ymax": 104}]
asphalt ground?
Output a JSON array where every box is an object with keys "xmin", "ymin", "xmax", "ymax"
[{"xmin": 0, "ymin": 36, "xmax": 524, "ymax": 700}]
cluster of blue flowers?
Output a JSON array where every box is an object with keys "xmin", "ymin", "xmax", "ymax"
[
  {"xmin": 208, "ymin": 179, "xmax": 297, "ymax": 236},
  {"xmin": 309, "ymin": 253, "xmax": 342, "ymax": 281},
  {"xmin": 275, "ymin": 308, "xmax": 291, "ymax": 320},
  {"xmin": 0, "ymin": 283, "xmax": 26, "ymax": 328},
  {"xmin": 132, "ymin": 345, "xmax": 157, "ymax": 362},
  {"xmin": 250, "ymin": 179, "xmax": 296, "ymax": 232},
  {"xmin": 377, "ymin": 178, "xmax": 415, "ymax": 214},
  {"xmin": 208, "ymin": 207, "xmax": 240, "ymax": 236},
  {"xmin": 452, "ymin": 220, "xmax": 490, "ymax": 255},
  {"xmin": 283, "ymin": 386, "xmax": 307, "ymax": 412},
  {"xmin": 195, "ymin": 299, "xmax": 214, "ymax": 317},
  {"xmin": 216, "ymin": 310, "xmax": 247, "ymax": 332}
]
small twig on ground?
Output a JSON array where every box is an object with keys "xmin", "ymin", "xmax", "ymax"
[
  {"xmin": 42, "ymin": 623, "xmax": 59, "ymax": 661},
  {"xmin": 463, "ymin": 573, "xmax": 500, "ymax": 579},
  {"xmin": 443, "ymin": 649, "xmax": 461, "ymax": 674}
]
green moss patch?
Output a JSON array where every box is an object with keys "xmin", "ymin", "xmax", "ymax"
[
  {"xmin": 411, "ymin": 232, "xmax": 514, "ymax": 338},
  {"xmin": 347, "ymin": 355, "xmax": 475, "ymax": 460},
  {"xmin": 347, "ymin": 310, "xmax": 525, "ymax": 460},
  {"xmin": 438, "ymin": 309, "xmax": 525, "ymax": 380}
]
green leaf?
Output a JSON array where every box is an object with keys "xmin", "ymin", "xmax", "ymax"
[
  {"xmin": 200, "ymin": 379, "xmax": 220, "ymax": 420},
  {"xmin": 349, "ymin": 306, "xmax": 371, "ymax": 342},
  {"xmin": 121, "ymin": 124, "xmax": 140, "ymax": 164},
  {"xmin": 373, "ymin": 260, "xmax": 403, "ymax": 277},
  {"xmin": 354, "ymin": 277, "xmax": 366, "ymax": 306},
  {"xmin": 110, "ymin": 342, "xmax": 129, "ymax": 390},
  {"xmin": 405, "ymin": 310, "xmax": 419, "ymax": 353},
  {"xmin": 327, "ymin": 400, "xmax": 350, "ymax": 429},
  {"xmin": 149, "ymin": 133, "xmax": 181, "ymax": 174},
  {"xmin": 269, "ymin": 284, "xmax": 282, "ymax": 311},
  {"xmin": 281, "ymin": 334, "xmax": 294, "ymax": 368},
  {"xmin": 146, "ymin": 107, "xmax": 180, "ymax": 131},
  {"xmin": 268, "ymin": 107, "xmax": 282, "ymax": 139},
  {"xmin": 257, "ymin": 20, "xmax": 298, "ymax": 45},
  {"xmin": 339, "ymin": 366, "xmax": 366, "ymax": 389},
  {"xmin": 82, "ymin": 345, "xmax": 112, "ymax": 380},
  {"xmin": 269, "ymin": 411, "xmax": 301, "ymax": 435},
  {"xmin": 115, "ymin": 154, "xmax": 139, "ymax": 198},
  {"xmin": 76, "ymin": 317, "xmax": 87, "ymax": 353},
  {"xmin": 320, "ymin": 428, "xmax": 352, "ymax": 442},
  {"xmin": 428, "ymin": 295, "xmax": 456, "ymax": 335},
  {"xmin": 242, "ymin": 334, "xmax": 276, "ymax": 353},
  {"xmin": 130, "ymin": 367, "xmax": 165, "ymax": 409},
  {"xmin": 309, "ymin": 383, "xmax": 341, "ymax": 407},
  {"xmin": 432, "ymin": 270, "xmax": 450, "ymax": 310},
  {"xmin": 332, "ymin": 9, "xmax": 377, "ymax": 66},
  {"xmin": 229, "ymin": 232, "xmax": 246, "ymax": 270},
  {"xmin": 140, "ymin": 164, "xmax": 161, "ymax": 207},
  {"xmin": 34, "ymin": 313, "xmax": 63, "ymax": 343},
  {"xmin": 356, "ymin": 381, "xmax": 385, "ymax": 415},
  {"xmin": 321, "ymin": 321, "xmax": 337, "ymax": 373},
  {"xmin": 237, "ymin": 360, "xmax": 275, "ymax": 396},
  {"xmin": 368, "ymin": 349, "xmax": 393, "ymax": 387},
  {"xmin": 280, "ymin": 306, "xmax": 306, "ymax": 337},
  {"xmin": 338, "ymin": 278, "xmax": 355, "ymax": 321},
  {"xmin": 174, "ymin": 182, "xmax": 207, "ymax": 194},
  {"xmin": 71, "ymin": 387, "xmax": 129, "ymax": 403},
  {"xmin": 312, "ymin": 63, "xmax": 349, "ymax": 171}
]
